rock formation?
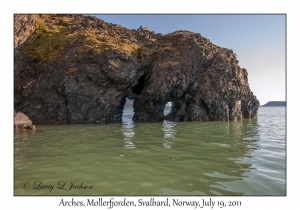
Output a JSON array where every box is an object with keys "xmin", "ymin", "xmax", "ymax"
[
  {"xmin": 14, "ymin": 111, "xmax": 36, "ymax": 130},
  {"xmin": 14, "ymin": 14, "xmax": 259, "ymax": 124},
  {"xmin": 14, "ymin": 14, "xmax": 35, "ymax": 48}
]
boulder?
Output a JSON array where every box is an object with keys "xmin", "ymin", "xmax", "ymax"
[{"xmin": 14, "ymin": 112, "xmax": 36, "ymax": 130}]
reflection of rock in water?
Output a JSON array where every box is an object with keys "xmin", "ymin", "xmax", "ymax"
[
  {"xmin": 163, "ymin": 140, "xmax": 175, "ymax": 148},
  {"xmin": 162, "ymin": 120, "xmax": 176, "ymax": 138},
  {"xmin": 122, "ymin": 105, "xmax": 135, "ymax": 149},
  {"xmin": 157, "ymin": 120, "xmax": 261, "ymax": 195},
  {"xmin": 162, "ymin": 120, "xmax": 176, "ymax": 148}
]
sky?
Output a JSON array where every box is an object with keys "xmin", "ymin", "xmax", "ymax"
[{"xmin": 92, "ymin": 14, "xmax": 286, "ymax": 106}]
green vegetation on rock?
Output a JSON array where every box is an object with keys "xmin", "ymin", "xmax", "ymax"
[{"xmin": 21, "ymin": 15, "xmax": 138, "ymax": 62}]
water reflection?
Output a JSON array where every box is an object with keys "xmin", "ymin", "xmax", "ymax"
[
  {"xmin": 162, "ymin": 120, "xmax": 176, "ymax": 138},
  {"xmin": 157, "ymin": 120, "xmax": 261, "ymax": 195},
  {"xmin": 122, "ymin": 106, "xmax": 135, "ymax": 149},
  {"xmin": 14, "ymin": 118, "xmax": 261, "ymax": 196},
  {"xmin": 14, "ymin": 107, "xmax": 285, "ymax": 195},
  {"xmin": 204, "ymin": 120, "xmax": 260, "ymax": 195},
  {"xmin": 122, "ymin": 123, "xmax": 135, "ymax": 149},
  {"xmin": 162, "ymin": 120, "xmax": 176, "ymax": 148},
  {"xmin": 163, "ymin": 140, "xmax": 175, "ymax": 148}
]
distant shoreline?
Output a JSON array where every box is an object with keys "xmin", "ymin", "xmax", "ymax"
[{"xmin": 261, "ymin": 101, "xmax": 286, "ymax": 107}]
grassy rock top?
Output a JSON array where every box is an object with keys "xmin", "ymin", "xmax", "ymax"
[{"xmin": 20, "ymin": 15, "xmax": 139, "ymax": 62}]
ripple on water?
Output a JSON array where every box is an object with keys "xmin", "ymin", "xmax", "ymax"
[{"xmin": 14, "ymin": 107, "xmax": 286, "ymax": 195}]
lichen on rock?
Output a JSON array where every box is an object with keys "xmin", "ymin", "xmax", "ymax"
[{"xmin": 14, "ymin": 14, "xmax": 259, "ymax": 124}]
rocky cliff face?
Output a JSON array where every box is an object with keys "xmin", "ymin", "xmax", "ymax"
[
  {"xmin": 14, "ymin": 14, "xmax": 35, "ymax": 48},
  {"xmin": 14, "ymin": 14, "xmax": 259, "ymax": 124}
]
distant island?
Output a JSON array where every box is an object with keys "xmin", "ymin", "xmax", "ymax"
[{"xmin": 261, "ymin": 101, "xmax": 286, "ymax": 107}]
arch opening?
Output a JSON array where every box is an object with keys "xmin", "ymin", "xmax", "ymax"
[
  {"xmin": 164, "ymin": 101, "xmax": 172, "ymax": 117},
  {"xmin": 122, "ymin": 98, "xmax": 134, "ymax": 124}
]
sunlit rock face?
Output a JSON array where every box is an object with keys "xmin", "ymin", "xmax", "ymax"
[
  {"xmin": 14, "ymin": 14, "xmax": 35, "ymax": 48},
  {"xmin": 14, "ymin": 14, "xmax": 259, "ymax": 124}
]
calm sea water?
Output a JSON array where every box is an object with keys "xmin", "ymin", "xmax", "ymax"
[{"xmin": 14, "ymin": 106, "xmax": 286, "ymax": 195}]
